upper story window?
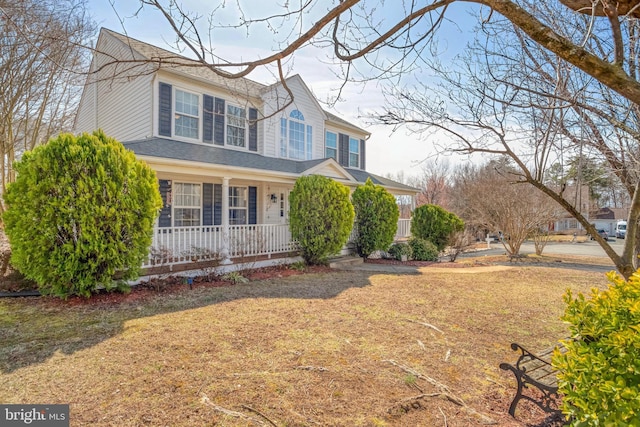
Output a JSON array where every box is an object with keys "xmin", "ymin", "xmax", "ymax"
[
  {"xmin": 281, "ymin": 109, "xmax": 312, "ymax": 160},
  {"xmin": 325, "ymin": 131, "xmax": 337, "ymax": 160},
  {"xmin": 226, "ymin": 104, "xmax": 246, "ymax": 147},
  {"xmin": 175, "ymin": 89, "xmax": 199, "ymax": 139},
  {"xmin": 158, "ymin": 82, "xmax": 258, "ymax": 151},
  {"xmin": 349, "ymin": 137, "xmax": 360, "ymax": 167}
]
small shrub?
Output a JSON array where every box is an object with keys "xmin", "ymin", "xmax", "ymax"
[
  {"xmin": 289, "ymin": 261, "xmax": 307, "ymax": 271},
  {"xmin": 411, "ymin": 204, "xmax": 464, "ymax": 251},
  {"xmin": 222, "ymin": 271, "xmax": 249, "ymax": 284},
  {"xmin": 351, "ymin": 178, "xmax": 399, "ymax": 258},
  {"xmin": 408, "ymin": 237, "xmax": 439, "ymax": 261},
  {"xmin": 388, "ymin": 242, "xmax": 412, "ymax": 261},
  {"xmin": 289, "ymin": 175, "xmax": 354, "ymax": 265},
  {"xmin": 553, "ymin": 271, "xmax": 640, "ymax": 425}
]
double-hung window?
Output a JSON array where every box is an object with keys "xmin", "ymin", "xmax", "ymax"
[
  {"xmin": 349, "ymin": 137, "xmax": 360, "ymax": 167},
  {"xmin": 173, "ymin": 182, "xmax": 201, "ymax": 226},
  {"xmin": 175, "ymin": 89, "xmax": 199, "ymax": 139},
  {"xmin": 325, "ymin": 131, "xmax": 337, "ymax": 160},
  {"xmin": 280, "ymin": 110, "xmax": 312, "ymax": 160},
  {"xmin": 229, "ymin": 186, "xmax": 248, "ymax": 225},
  {"xmin": 227, "ymin": 104, "xmax": 246, "ymax": 147}
]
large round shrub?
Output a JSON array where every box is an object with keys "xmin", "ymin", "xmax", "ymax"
[
  {"xmin": 411, "ymin": 204, "xmax": 464, "ymax": 251},
  {"xmin": 351, "ymin": 178, "xmax": 399, "ymax": 258},
  {"xmin": 3, "ymin": 130, "xmax": 162, "ymax": 297},
  {"xmin": 289, "ymin": 175, "xmax": 354, "ymax": 265},
  {"xmin": 553, "ymin": 271, "xmax": 640, "ymax": 425}
]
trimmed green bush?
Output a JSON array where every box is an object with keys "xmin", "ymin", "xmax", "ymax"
[
  {"xmin": 352, "ymin": 178, "xmax": 399, "ymax": 258},
  {"xmin": 289, "ymin": 175, "xmax": 354, "ymax": 265},
  {"xmin": 3, "ymin": 130, "xmax": 162, "ymax": 298},
  {"xmin": 411, "ymin": 204, "xmax": 464, "ymax": 251},
  {"xmin": 388, "ymin": 242, "xmax": 411, "ymax": 261},
  {"xmin": 408, "ymin": 237, "xmax": 439, "ymax": 261},
  {"xmin": 553, "ymin": 271, "xmax": 640, "ymax": 425}
]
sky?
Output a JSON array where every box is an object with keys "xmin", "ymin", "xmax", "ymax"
[{"xmin": 86, "ymin": 0, "xmax": 482, "ymax": 179}]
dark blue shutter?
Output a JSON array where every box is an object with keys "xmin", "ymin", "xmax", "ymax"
[
  {"xmin": 158, "ymin": 179, "xmax": 172, "ymax": 227},
  {"xmin": 338, "ymin": 133, "xmax": 349, "ymax": 167},
  {"xmin": 248, "ymin": 108, "xmax": 258, "ymax": 152},
  {"xmin": 203, "ymin": 183, "xmax": 213, "ymax": 225},
  {"xmin": 248, "ymin": 186, "xmax": 257, "ymax": 225},
  {"xmin": 203, "ymin": 95, "xmax": 214, "ymax": 143},
  {"xmin": 213, "ymin": 184, "xmax": 222, "ymax": 225},
  {"xmin": 360, "ymin": 139, "xmax": 366, "ymax": 170},
  {"xmin": 158, "ymin": 83, "xmax": 172, "ymax": 137},
  {"xmin": 214, "ymin": 98, "xmax": 225, "ymax": 146}
]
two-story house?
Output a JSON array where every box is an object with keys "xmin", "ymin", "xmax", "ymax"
[{"xmin": 74, "ymin": 29, "xmax": 416, "ymax": 268}]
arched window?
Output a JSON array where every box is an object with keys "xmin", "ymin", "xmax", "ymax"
[{"xmin": 280, "ymin": 109, "xmax": 312, "ymax": 160}]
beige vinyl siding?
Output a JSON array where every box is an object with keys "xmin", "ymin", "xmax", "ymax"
[
  {"xmin": 94, "ymin": 32, "xmax": 154, "ymax": 141},
  {"xmin": 73, "ymin": 62, "xmax": 97, "ymax": 133}
]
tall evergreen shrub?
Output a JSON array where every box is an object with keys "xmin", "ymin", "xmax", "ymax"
[
  {"xmin": 351, "ymin": 178, "xmax": 399, "ymax": 258},
  {"xmin": 289, "ymin": 175, "xmax": 354, "ymax": 265},
  {"xmin": 410, "ymin": 204, "xmax": 464, "ymax": 251},
  {"xmin": 3, "ymin": 131, "xmax": 162, "ymax": 297}
]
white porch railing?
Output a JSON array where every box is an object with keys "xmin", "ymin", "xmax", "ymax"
[
  {"xmin": 395, "ymin": 218, "xmax": 411, "ymax": 241},
  {"xmin": 143, "ymin": 218, "xmax": 412, "ymax": 268},
  {"xmin": 143, "ymin": 224, "xmax": 295, "ymax": 268}
]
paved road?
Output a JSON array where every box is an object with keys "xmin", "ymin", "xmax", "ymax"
[{"xmin": 463, "ymin": 238, "xmax": 624, "ymax": 259}]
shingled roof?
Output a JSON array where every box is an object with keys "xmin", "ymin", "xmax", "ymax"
[{"xmin": 124, "ymin": 138, "xmax": 417, "ymax": 193}]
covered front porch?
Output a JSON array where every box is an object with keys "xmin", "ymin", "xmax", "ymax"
[
  {"xmin": 142, "ymin": 219, "xmax": 412, "ymax": 269},
  {"xmin": 133, "ymin": 149, "xmax": 417, "ymax": 270}
]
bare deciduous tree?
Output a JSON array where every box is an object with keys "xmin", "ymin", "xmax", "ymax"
[
  {"xmin": 0, "ymin": 0, "xmax": 94, "ymax": 212},
  {"xmin": 375, "ymin": 1, "xmax": 640, "ymax": 278},
  {"xmin": 408, "ymin": 160, "xmax": 453, "ymax": 209},
  {"xmin": 104, "ymin": 1, "xmax": 640, "ymax": 103},
  {"xmin": 451, "ymin": 159, "xmax": 564, "ymax": 257}
]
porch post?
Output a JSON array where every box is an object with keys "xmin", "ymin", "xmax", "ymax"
[{"xmin": 221, "ymin": 177, "xmax": 232, "ymax": 264}]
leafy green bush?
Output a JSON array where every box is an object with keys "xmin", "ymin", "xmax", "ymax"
[
  {"xmin": 289, "ymin": 175, "xmax": 354, "ymax": 265},
  {"xmin": 388, "ymin": 242, "xmax": 412, "ymax": 261},
  {"xmin": 3, "ymin": 131, "xmax": 162, "ymax": 298},
  {"xmin": 351, "ymin": 178, "xmax": 399, "ymax": 258},
  {"xmin": 408, "ymin": 237, "xmax": 439, "ymax": 261},
  {"xmin": 410, "ymin": 204, "xmax": 464, "ymax": 251},
  {"xmin": 552, "ymin": 271, "xmax": 640, "ymax": 425}
]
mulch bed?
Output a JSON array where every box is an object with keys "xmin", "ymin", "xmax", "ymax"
[{"xmin": 18, "ymin": 264, "xmax": 332, "ymax": 307}]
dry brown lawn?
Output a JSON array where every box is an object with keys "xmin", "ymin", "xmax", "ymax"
[{"xmin": 0, "ymin": 262, "xmax": 611, "ymax": 426}]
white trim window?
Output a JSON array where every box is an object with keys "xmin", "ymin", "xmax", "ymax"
[
  {"xmin": 325, "ymin": 131, "xmax": 337, "ymax": 160},
  {"xmin": 226, "ymin": 104, "xmax": 246, "ymax": 147},
  {"xmin": 175, "ymin": 89, "xmax": 199, "ymax": 139},
  {"xmin": 349, "ymin": 137, "xmax": 360, "ymax": 168},
  {"xmin": 229, "ymin": 186, "xmax": 248, "ymax": 225},
  {"xmin": 280, "ymin": 109, "xmax": 312, "ymax": 160},
  {"xmin": 173, "ymin": 182, "xmax": 201, "ymax": 226}
]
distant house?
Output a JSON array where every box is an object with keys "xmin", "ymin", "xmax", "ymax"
[
  {"xmin": 74, "ymin": 28, "xmax": 416, "ymax": 268},
  {"xmin": 551, "ymin": 184, "xmax": 591, "ymax": 234}
]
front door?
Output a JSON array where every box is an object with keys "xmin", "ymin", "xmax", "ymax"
[{"xmin": 276, "ymin": 189, "xmax": 289, "ymax": 224}]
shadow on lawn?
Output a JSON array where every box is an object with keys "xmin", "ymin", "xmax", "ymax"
[{"xmin": 0, "ymin": 267, "xmax": 420, "ymax": 374}]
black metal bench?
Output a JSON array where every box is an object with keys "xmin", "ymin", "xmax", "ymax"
[{"xmin": 499, "ymin": 342, "xmax": 565, "ymax": 417}]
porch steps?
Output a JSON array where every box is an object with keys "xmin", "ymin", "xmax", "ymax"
[{"xmin": 329, "ymin": 256, "xmax": 364, "ymax": 269}]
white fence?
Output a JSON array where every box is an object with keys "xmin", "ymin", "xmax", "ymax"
[
  {"xmin": 395, "ymin": 219, "xmax": 411, "ymax": 240},
  {"xmin": 144, "ymin": 219, "xmax": 412, "ymax": 268}
]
